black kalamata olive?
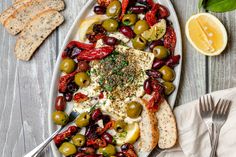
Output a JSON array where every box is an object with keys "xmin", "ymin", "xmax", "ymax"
[
  {"xmin": 91, "ymin": 109, "xmax": 103, "ymax": 121},
  {"xmin": 119, "ymin": 26, "xmax": 135, "ymax": 39},
  {"xmin": 158, "ymin": 4, "xmax": 170, "ymax": 18},
  {"xmin": 85, "ymin": 124, "xmax": 99, "ymax": 138},
  {"xmin": 103, "ymin": 36, "xmax": 118, "ymax": 46},
  {"xmin": 116, "ymin": 152, "xmax": 126, "ymax": 157},
  {"xmin": 146, "ymin": 69, "xmax": 162, "ymax": 78},
  {"xmin": 102, "ymin": 115, "xmax": 111, "ymax": 124},
  {"xmin": 63, "ymin": 92, "xmax": 73, "ymax": 101},
  {"xmin": 101, "ymin": 132, "xmax": 113, "ymax": 144},
  {"xmin": 86, "ymin": 34, "xmax": 97, "ymax": 43},
  {"xmin": 149, "ymin": 40, "xmax": 164, "ymax": 51},
  {"xmin": 77, "ymin": 61, "xmax": 90, "ymax": 72},
  {"xmin": 152, "ymin": 59, "xmax": 165, "ymax": 69},
  {"xmin": 71, "ymin": 47, "xmax": 82, "ymax": 59},
  {"xmin": 129, "ymin": 6, "xmax": 147, "ymax": 14},
  {"xmin": 137, "ymin": 0, "xmax": 147, "ymax": 5},
  {"xmin": 93, "ymin": 24, "xmax": 106, "ymax": 34},
  {"xmin": 55, "ymin": 96, "xmax": 66, "ymax": 111},
  {"xmin": 79, "ymin": 147, "xmax": 96, "ymax": 155},
  {"xmin": 165, "ymin": 55, "xmax": 180, "ymax": 68},
  {"xmin": 67, "ymin": 82, "xmax": 79, "ymax": 93},
  {"xmin": 121, "ymin": 143, "xmax": 134, "ymax": 151},
  {"xmin": 144, "ymin": 79, "xmax": 152, "ymax": 95},
  {"xmin": 94, "ymin": 6, "xmax": 106, "ymax": 14}
]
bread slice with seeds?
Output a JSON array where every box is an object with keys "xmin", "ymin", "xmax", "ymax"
[
  {"xmin": 0, "ymin": 0, "xmax": 32, "ymax": 24},
  {"xmin": 137, "ymin": 98, "xmax": 159, "ymax": 152},
  {"xmin": 156, "ymin": 99, "xmax": 177, "ymax": 149},
  {"xmin": 142, "ymin": 94, "xmax": 177, "ymax": 149},
  {"xmin": 4, "ymin": 0, "xmax": 65, "ymax": 35},
  {"xmin": 15, "ymin": 9, "xmax": 64, "ymax": 61}
]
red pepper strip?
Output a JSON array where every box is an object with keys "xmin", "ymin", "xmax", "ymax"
[
  {"xmin": 58, "ymin": 71, "xmax": 77, "ymax": 93},
  {"xmin": 73, "ymin": 92, "xmax": 89, "ymax": 103},
  {"xmin": 99, "ymin": 92, "xmax": 104, "ymax": 99},
  {"xmin": 120, "ymin": 0, "xmax": 129, "ymax": 20},
  {"xmin": 96, "ymin": 121, "xmax": 113, "ymax": 135},
  {"xmin": 164, "ymin": 26, "xmax": 177, "ymax": 53},
  {"xmin": 54, "ymin": 126, "xmax": 78, "ymax": 145},
  {"xmin": 67, "ymin": 41, "xmax": 95, "ymax": 50},
  {"xmin": 145, "ymin": 3, "xmax": 159, "ymax": 26},
  {"xmin": 77, "ymin": 46, "xmax": 114, "ymax": 61}
]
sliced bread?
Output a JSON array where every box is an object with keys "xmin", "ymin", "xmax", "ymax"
[
  {"xmin": 0, "ymin": 0, "xmax": 32, "ymax": 24},
  {"xmin": 15, "ymin": 9, "xmax": 64, "ymax": 61},
  {"xmin": 4, "ymin": 0, "xmax": 65, "ymax": 35},
  {"xmin": 142, "ymin": 94, "xmax": 178, "ymax": 149},
  {"xmin": 156, "ymin": 100, "xmax": 177, "ymax": 149},
  {"xmin": 137, "ymin": 98, "xmax": 159, "ymax": 152}
]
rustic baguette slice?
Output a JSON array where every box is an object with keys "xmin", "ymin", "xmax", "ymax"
[
  {"xmin": 0, "ymin": 0, "xmax": 32, "ymax": 24},
  {"xmin": 137, "ymin": 98, "xmax": 159, "ymax": 152},
  {"xmin": 142, "ymin": 94, "xmax": 178, "ymax": 149},
  {"xmin": 4, "ymin": 0, "xmax": 65, "ymax": 35},
  {"xmin": 15, "ymin": 10, "xmax": 64, "ymax": 61},
  {"xmin": 156, "ymin": 100, "xmax": 177, "ymax": 149}
]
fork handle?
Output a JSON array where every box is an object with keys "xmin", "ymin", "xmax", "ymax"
[
  {"xmin": 210, "ymin": 125, "xmax": 220, "ymax": 157},
  {"xmin": 23, "ymin": 126, "xmax": 63, "ymax": 157}
]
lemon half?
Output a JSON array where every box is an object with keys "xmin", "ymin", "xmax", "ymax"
[
  {"xmin": 185, "ymin": 13, "xmax": 227, "ymax": 56},
  {"xmin": 77, "ymin": 15, "xmax": 108, "ymax": 42},
  {"xmin": 115, "ymin": 122, "xmax": 140, "ymax": 145}
]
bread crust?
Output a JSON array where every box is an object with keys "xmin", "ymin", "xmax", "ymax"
[{"xmin": 15, "ymin": 9, "xmax": 64, "ymax": 61}]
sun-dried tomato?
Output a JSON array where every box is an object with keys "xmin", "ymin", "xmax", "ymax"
[
  {"xmin": 99, "ymin": 92, "xmax": 104, "ymax": 99},
  {"xmin": 145, "ymin": 4, "xmax": 159, "ymax": 26},
  {"xmin": 147, "ymin": 91, "xmax": 163, "ymax": 112},
  {"xmin": 120, "ymin": 0, "xmax": 130, "ymax": 20},
  {"xmin": 96, "ymin": 121, "xmax": 113, "ymax": 135},
  {"xmin": 58, "ymin": 71, "xmax": 77, "ymax": 93},
  {"xmin": 164, "ymin": 26, "xmax": 176, "ymax": 53},
  {"xmin": 73, "ymin": 92, "xmax": 89, "ymax": 103},
  {"xmin": 53, "ymin": 126, "xmax": 78, "ymax": 146},
  {"xmin": 123, "ymin": 149, "xmax": 138, "ymax": 157},
  {"xmin": 77, "ymin": 46, "xmax": 114, "ymax": 61}
]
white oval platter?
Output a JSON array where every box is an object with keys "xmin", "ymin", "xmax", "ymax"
[{"xmin": 48, "ymin": 0, "xmax": 182, "ymax": 156}]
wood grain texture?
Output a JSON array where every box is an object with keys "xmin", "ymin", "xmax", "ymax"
[{"xmin": 0, "ymin": 0, "xmax": 235, "ymax": 157}]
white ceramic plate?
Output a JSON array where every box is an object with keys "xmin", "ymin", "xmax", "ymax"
[{"xmin": 48, "ymin": 0, "xmax": 182, "ymax": 156}]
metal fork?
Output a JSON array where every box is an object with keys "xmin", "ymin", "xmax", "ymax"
[
  {"xmin": 210, "ymin": 99, "xmax": 231, "ymax": 157},
  {"xmin": 199, "ymin": 95, "xmax": 214, "ymax": 145},
  {"xmin": 24, "ymin": 104, "xmax": 96, "ymax": 157}
]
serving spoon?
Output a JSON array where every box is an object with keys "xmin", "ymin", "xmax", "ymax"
[{"xmin": 23, "ymin": 104, "xmax": 96, "ymax": 157}]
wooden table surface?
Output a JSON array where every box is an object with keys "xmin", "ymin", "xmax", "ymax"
[{"xmin": 0, "ymin": 0, "xmax": 235, "ymax": 156}]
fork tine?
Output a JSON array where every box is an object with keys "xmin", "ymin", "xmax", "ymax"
[
  {"xmin": 209, "ymin": 95, "xmax": 214, "ymax": 111},
  {"xmin": 215, "ymin": 99, "xmax": 222, "ymax": 114},
  {"xmin": 224, "ymin": 100, "xmax": 231, "ymax": 115}
]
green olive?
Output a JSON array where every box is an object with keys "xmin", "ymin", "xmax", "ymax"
[
  {"xmin": 102, "ymin": 19, "xmax": 119, "ymax": 32},
  {"xmin": 163, "ymin": 82, "xmax": 175, "ymax": 95},
  {"xmin": 126, "ymin": 101, "xmax": 143, "ymax": 118},
  {"xmin": 159, "ymin": 65, "xmax": 176, "ymax": 82},
  {"xmin": 132, "ymin": 36, "xmax": 147, "ymax": 50},
  {"xmin": 153, "ymin": 46, "xmax": 170, "ymax": 59},
  {"xmin": 52, "ymin": 111, "xmax": 69, "ymax": 125},
  {"xmin": 59, "ymin": 142, "xmax": 77, "ymax": 156},
  {"xmin": 72, "ymin": 134, "xmax": 86, "ymax": 147},
  {"xmin": 122, "ymin": 14, "xmax": 137, "ymax": 26},
  {"xmin": 134, "ymin": 20, "xmax": 149, "ymax": 35},
  {"xmin": 60, "ymin": 58, "xmax": 76, "ymax": 74},
  {"xmin": 74, "ymin": 72, "xmax": 91, "ymax": 88},
  {"xmin": 114, "ymin": 120, "xmax": 127, "ymax": 133},
  {"xmin": 106, "ymin": 0, "xmax": 121, "ymax": 17},
  {"xmin": 98, "ymin": 144, "xmax": 116, "ymax": 156},
  {"xmin": 75, "ymin": 112, "xmax": 90, "ymax": 128}
]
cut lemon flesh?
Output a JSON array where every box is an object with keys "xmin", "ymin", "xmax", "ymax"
[
  {"xmin": 115, "ymin": 122, "xmax": 140, "ymax": 145},
  {"xmin": 77, "ymin": 15, "xmax": 108, "ymax": 42},
  {"xmin": 186, "ymin": 13, "xmax": 227, "ymax": 56}
]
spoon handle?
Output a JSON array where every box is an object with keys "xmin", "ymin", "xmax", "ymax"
[{"xmin": 23, "ymin": 127, "xmax": 63, "ymax": 157}]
